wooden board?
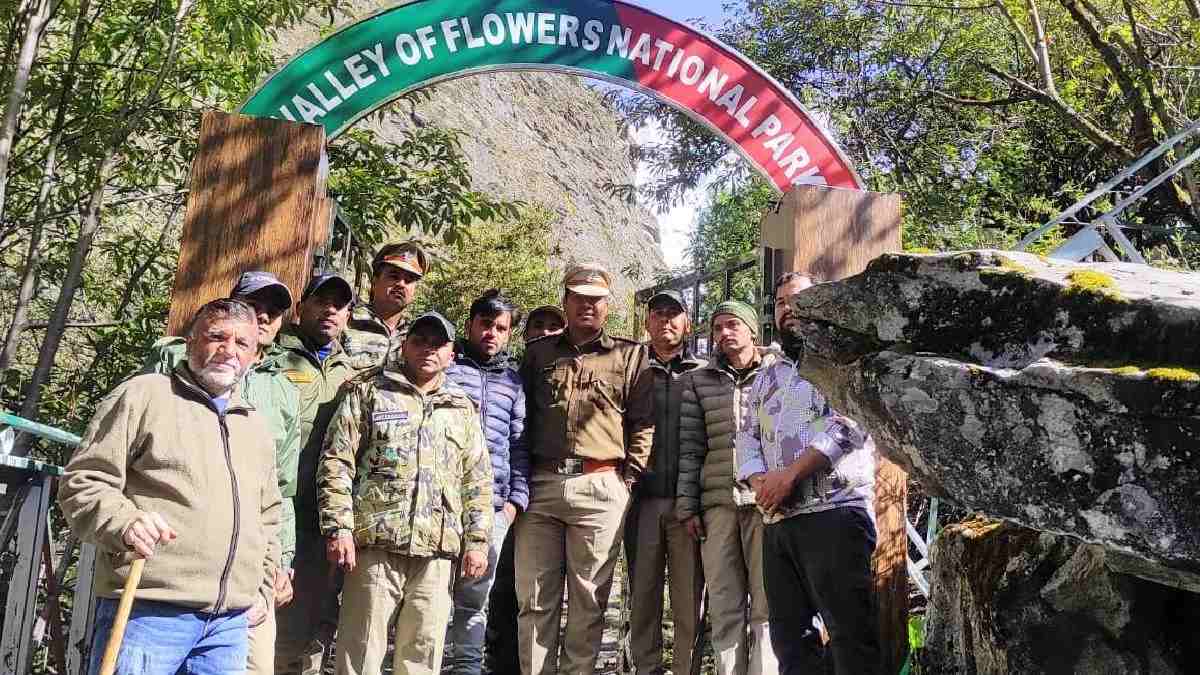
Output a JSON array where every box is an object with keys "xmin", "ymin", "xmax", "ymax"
[
  {"xmin": 762, "ymin": 184, "xmax": 909, "ymax": 673},
  {"xmin": 166, "ymin": 111, "xmax": 328, "ymax": 336},
  {"xmin": 762, "ymin": 185, "xmax": 903, "ymax": 281}
]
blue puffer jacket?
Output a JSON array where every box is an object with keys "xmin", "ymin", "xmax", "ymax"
[{"xmin": 446, "ymin": 340, "xmax": 530, "ymax": 512}]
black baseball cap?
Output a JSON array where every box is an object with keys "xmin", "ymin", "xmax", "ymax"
[
  {"xmin": 229, "ymin": 271, "xmax": 292, "ymax": 313},
  {"xmin": 409, "ymin": 311, "xmax": 455, "ymax": 343},
  {"xmin": 647, "ymin": 289, "xmax": 687, "ymax": 313},
  {"xmin": 300, "ymin": 273, "xmax": 354, "ymax": 307}
]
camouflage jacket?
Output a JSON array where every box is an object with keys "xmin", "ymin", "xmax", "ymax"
[
  {"xmin": 317, "ymin": 369, "xmax": 494, "ymax": 558},
  {"xmin": 341, "ymin": 303, "xmax": 408, "ymax": 371}
]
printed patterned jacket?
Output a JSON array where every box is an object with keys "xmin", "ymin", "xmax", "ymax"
[
  {"xmin": 735, "ymin": 355, "xmax": 875, "ymax": 524},
  {"xmin": 318, "ymin": 368, "xmax": 494, "ymax": 558}
]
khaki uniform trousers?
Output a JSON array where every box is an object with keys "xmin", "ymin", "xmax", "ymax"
[
  {"xmin": 246, "ymin": 604, "xmax": 275, "ymax": 674},
  {"xmin": 627, "ymin": 496, "xmax": 704, "ymax": 675},
  {"xmin": 335, "ymin": 548, "xmax": 453, "ymax": 675},
  {"xmin": 701, "ymin": 505, "xmax": 778, "ymax": 675},
  {"xmin": 515, "ymin": 469, "xmax": 631, "ymax": 675}
]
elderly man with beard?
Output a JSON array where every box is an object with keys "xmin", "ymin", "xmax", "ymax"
[
  {"xmin": 737, "ymin": 272, "xmax": 879, "ymax": 675},
  {"xmin": 60, "ymin": 299, "xmax": 282, "ymax": 675},
  {"xmin": 625, "ymin": 289, "xmax": 706, "ymax": 675},
  {"xmin": 141, "ymin": 271, "xmax": 300, "ymax": 673}
]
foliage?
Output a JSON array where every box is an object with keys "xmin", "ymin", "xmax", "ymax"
[
  {"xmin": 0, "ymin": 0, "xmax": 518, "ymax": 446},
  {"xmin": 616, "ymin": 0, "xmax": 1200, "ymax": 254},
  {"xmin": 407, "ymin": 207, "xmax": 564, "ymax": 352},
  {"xmin": 327, "ymin": 122, "xmax": 522, "ymax": 280}
]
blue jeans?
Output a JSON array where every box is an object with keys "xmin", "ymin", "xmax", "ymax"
[
  {"xmin": 88, "ymin": 598, "xmax": 249, "ymax": 675},
  {"xmin": 444, "ymin": 509, "xmax": 510, "ymax": 675}
]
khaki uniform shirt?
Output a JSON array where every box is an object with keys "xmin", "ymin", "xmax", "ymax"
[
  {"xmin": 342, "ymin": 303, "xmax": 408, "ymax": 371},
  {"xmin": 520, "ymin": 331, "xmax": 655, "ymax": 477}
]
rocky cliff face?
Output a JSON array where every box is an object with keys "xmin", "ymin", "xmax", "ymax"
[{"xmin": 274, "ymin": 5, "xmax": 665, "ymax": 310}]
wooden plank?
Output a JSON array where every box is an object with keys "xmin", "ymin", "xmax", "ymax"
[
  {"xmin": 763, "ymin": 184, "xmax": 909, "ymax": 674},
  {"xmin": 166, "ymin": 111, "xmax": 328, "ymax": 336},
  {"xmin": 0, "ymin": 473, "xmax": 50, "ymax": 675},
  {"xmin": 66, "ymin": 544, "xmax": 98, "ymax": 675}
]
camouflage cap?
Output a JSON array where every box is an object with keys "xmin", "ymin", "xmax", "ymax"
[
  {"xmin": 373, "ymin": 242, "xmax": 427, "ymax": 278},
  {"xmin": 562, "ymin": 263, "xmax": 612, "ymax": 297}
]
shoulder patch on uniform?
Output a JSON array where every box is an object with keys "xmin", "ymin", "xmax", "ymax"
[
  {"xmin": 283, "ymin": 370, "xmax": 314, "ymax": 384},
  {"xmin": 372, "ymin": 410, "xmax": 409, "ymax": 423}
]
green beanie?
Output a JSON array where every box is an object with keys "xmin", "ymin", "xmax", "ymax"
[{"xmin": 711, "ymin": 300, "xmax": 758, "ymax": 336}]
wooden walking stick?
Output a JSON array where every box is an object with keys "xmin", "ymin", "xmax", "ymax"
[{"xmin": 96, "ymin": 557, "xmax": 145, "ymax": 675}]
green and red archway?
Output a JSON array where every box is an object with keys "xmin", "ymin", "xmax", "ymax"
[{"xmin": 240, "ymin": 0, "xmax": 863, "ymax": 192}]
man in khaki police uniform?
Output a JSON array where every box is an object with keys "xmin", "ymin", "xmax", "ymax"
[
  {"xmin": 342, "ymin": 242, "xmax": 427, "ymax": 370},
  {"xmin": 515, "ymin": 263, "xmax": 655, "ymax": 675},
  {"xmin": 274, "ymin": 274, "xmax": 361, "ymax": 675},
  {"xmin": 320, "ymin": 312, "xmax": 494, "ymax": 675}
]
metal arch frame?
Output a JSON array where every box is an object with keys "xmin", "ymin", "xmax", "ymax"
[{"xmin": 237, "ymin": 0, "xmax": 866, "ymax": 193}]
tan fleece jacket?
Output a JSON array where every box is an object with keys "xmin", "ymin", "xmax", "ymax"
[{"xmin": 59, "ymin": 365, "xmax": 281, "ymax": 613}]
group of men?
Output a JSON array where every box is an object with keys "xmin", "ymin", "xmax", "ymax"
[{"xmin": 59, "ymin": 240, "xmax": 881, "ymax": 675}]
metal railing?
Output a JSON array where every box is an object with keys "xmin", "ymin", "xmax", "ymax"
[
  {"xmin": 0, "ymin": 412, "xmax": 95, "ymax": 675},
  {"xmin": 1016, "ymin": 119, "xmax": 1200, "ymax": 263}
]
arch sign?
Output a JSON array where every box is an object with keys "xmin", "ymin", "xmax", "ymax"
[{"xmin": 240, "ymin": 0, "xmax": 863, "ymax": 191}]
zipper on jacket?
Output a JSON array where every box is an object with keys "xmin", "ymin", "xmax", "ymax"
[{"xmin": 214, "ymin": 413, "xmax": 242, "ymax": 614}]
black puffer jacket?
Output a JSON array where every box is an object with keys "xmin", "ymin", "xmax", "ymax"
[{"xmin": 636, "ymin": 347, "xmax": 706, "ymax": 499}]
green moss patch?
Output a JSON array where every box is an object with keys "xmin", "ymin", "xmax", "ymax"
[
  {"xmin": 1145, "ymin": 367, "xmax": 1200, "ymax": 383},
  {"xmin": 1064, "ymin": 269, "xmax": 1125, "ymax": 302}
]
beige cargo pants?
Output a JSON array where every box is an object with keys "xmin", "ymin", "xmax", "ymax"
[
  {"xmin": 515, "ymin": 470, "xmax": 631, "ymax": 675},
  {"xmin": 335, "ymin": 548, "xmax": 453, "ymax": 675},
  {"xmin": 702, "ymin": 504, "xmax": 778, "ymax": 675}
]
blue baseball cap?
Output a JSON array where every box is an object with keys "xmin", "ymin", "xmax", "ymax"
[
  {"xmin": 229, "ymin": 271, "xmax": 292, "ymax": 312},
  {"xmin": 300, "ymin": 273, "xmax": 354, "ymax": 307}
]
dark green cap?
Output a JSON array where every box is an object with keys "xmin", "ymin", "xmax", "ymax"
[{"xmin": 647, "ymin": 289, "xmax": 687, "ymax": 313}]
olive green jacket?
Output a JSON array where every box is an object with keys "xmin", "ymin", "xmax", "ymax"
[
  {"xmin": 520, "ymin": 330, "xmax": 655, "ymax": 478},
  {"xmin": 142, "ymin": 338, "xmax": 301, "ymax": 566},
  {"xmin": 276, "ymin": 325, "xmax": 363, "ymax": 535}
]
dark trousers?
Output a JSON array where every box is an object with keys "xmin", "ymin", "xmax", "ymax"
[
  {"xmin": 484, "ymin": 525, "xmax": 520, "ymax": 674},
  {"xmin": 763, "ymin": 506, "xmax": 880, "ymax": 675}
]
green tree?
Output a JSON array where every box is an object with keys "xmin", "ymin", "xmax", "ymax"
[
  {"xmin": 0, "ymin": 0, "xmax": 518, "ymax": 453},
  {"xmin": 618, "ymin": 0, "xmax": 1200, "ymax": 254},
  {"xmin": 408, "ymin": 206, "xmax": 563, "ymax": 352}
]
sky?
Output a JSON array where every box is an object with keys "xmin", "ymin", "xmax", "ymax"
[{"xmin": 625, "ymin": 0, "xmax": 736, "ymax": 268}]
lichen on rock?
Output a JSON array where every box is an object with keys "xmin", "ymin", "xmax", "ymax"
[{"xmin": 785, "ymin": 250, "xmax": 1200, "ymax": 591}]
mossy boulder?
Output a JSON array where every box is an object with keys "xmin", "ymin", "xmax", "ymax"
[{"xmin": 785, "ymin": 250, "xmax": 1200, "ymax": 589}]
